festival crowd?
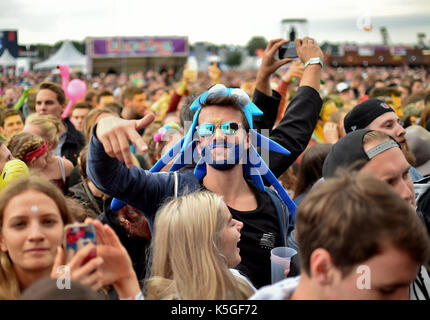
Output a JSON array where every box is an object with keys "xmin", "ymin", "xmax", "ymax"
[{"xmin": 0, "ymin": 37, "xmax": 429, "ymax": 300}]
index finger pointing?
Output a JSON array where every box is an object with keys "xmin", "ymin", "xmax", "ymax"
[{"xmin": 135, "ymin": 112, "xmax": 155, "ymax": 131}]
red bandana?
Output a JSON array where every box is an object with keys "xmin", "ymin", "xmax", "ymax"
[{"xmin": 22, "ymin": 142, "xmax": 48, "ymax": 164}]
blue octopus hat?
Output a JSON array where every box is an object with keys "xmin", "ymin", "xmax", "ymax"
[{"xmin": 111, "ymin": 84, "xmax": 297, "ymax": 220}]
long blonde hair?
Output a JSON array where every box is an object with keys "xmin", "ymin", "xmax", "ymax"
[
  {"xmin": 0, "ymin": 176, "xmax": 74, "ymax": 300},
  {"xmin": 145, "ymin": 191, "xmax": 253, "ymax": 300}
]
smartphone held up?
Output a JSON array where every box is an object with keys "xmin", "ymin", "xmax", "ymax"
[
  {"xmin": 278, "ymin": 41, "xmax": 298, "ymax": 59},
  {"xmin": 64, "ymin": 223, "xmax": 97, "ymax": 265}
]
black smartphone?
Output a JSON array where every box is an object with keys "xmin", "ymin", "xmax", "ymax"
[{"xmin": 278, "ymin": 41, "xmax": 298, "ymax": 59}]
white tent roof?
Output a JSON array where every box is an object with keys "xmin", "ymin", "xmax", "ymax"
[
  {"xmin": 0, "ymin": 49, "xmax": 17, "ymax": 67},
  {"xmin": 34, "ymin": 40, "xmax": 87, "ymax": 72}
]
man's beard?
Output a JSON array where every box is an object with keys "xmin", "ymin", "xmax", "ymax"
[
  {"xmin": 201, "ymin": 141, "xmax": 246, "ymax": 171},
  {"xmin": 401, "ymin": 140, "xmax": 416, "ymax": 167}
]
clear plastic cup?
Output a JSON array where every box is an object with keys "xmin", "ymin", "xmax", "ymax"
[{"xmin": 270, "ymin": 247, "xmax": 297, "ymax": 284}]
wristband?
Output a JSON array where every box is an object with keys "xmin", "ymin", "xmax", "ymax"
[
  {"xmin": 120, "ymin": 291, "xmax": 144, "ymax": 300},
  {"xmin": 304, "ymin": 57, "xmax": 323, "ymax": 69}
]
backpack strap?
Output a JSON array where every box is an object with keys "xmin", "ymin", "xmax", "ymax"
[
  {"xmin": 173, "ymin": 171, "xmax": 178, "ymax": 199},
  {"xmin": 264, "ymin": 187, "xmax": 290, "ymax": 247}
]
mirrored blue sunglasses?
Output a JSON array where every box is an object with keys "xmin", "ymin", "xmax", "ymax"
[{"xmin": 196, "ymin": 121, "xmax": 242, "ymax": 138}]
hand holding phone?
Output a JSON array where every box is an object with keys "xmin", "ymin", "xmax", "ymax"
[{"xmin": 64, "ymin": 223, "xmax": 97, "ymax": 265}]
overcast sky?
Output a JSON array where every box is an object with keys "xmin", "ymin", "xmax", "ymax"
[{"xmin": 1, "ymin": 0, "xmax": 430, "ymax": 46}]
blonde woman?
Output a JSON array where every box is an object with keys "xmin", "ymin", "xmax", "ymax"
[
  {"xmin": 91, "ymin": 192, "xmax": 256, "ymax": 300},
  {"xmin": 145, "ymin": 191, "xmax": 255, "ymax": 300},
  {"xmin": 23, "ymin": 114, "xmax": 73, "ymax": 193}
]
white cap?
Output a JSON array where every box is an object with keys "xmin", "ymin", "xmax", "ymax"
[
  {"xmin": 406, "ymin": 125, "xmax": 430, "ymax": 176},
  {"xmin": 336, "ymin": 82, "xmax": 350, "ymax": 93}
]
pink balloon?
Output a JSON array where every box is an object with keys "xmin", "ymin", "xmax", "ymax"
[{"xmin": 67, "ymin": 79, "xmax": 86, "ymax": 101}]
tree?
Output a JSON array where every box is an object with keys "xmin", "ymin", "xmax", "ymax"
[
  {"xmin": 225, "ymin": 50, "xmax": 242, "ymax": 67},
  {"xmin": 246, "ymin": 36, "xmax": 268, "ymax": 56},
  {"xmin": 72, "ymin": 41, "xmax": 85, "ymax": 54},
  {"xmin": 52, "ymin": 40, "xmax": 85, "ymax": 54}
]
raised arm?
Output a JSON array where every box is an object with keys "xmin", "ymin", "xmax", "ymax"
[
  {"xmin": 275, "ymin": 60, "xmax": 304, "ymax": 125},
  {"xmin": 87, "ymin": 114, "xmax": 176, "ymax": 218},
  {"xmin": 268, "ymin": 37, "xmax": 324, "ymax": 177}
]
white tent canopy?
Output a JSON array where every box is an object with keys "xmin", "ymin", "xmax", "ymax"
[
  {"xmin": 0, "ymin": 49, "xmax": 17, "ymax": 67},
  {"xmin": 34, "ymin": 40, "xmax": 87, "ymax": 72}
]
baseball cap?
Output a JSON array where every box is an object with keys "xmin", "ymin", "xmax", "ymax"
[
  {"xmin": 344, "ymin": 99, "xmax": 395, "ymax": 133},
  {"xmin": 322, "ymin": 129, "xmax": 400, "ymax": 178},
  {"xmin": 405, "ymin": 125, "xmax": 430, "ymax": 176}
]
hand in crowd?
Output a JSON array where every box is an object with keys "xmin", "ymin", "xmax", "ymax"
[
  {"xmin": 51, "ymin": 242, "xmax": 104, "ymax": 292},
  {"xmin": 258, "ymin": 39, "xmax": 292, "ymax": 76},
  {"xmin": 282, "ymin": 60, "xmax": 304, "ymax": 84},
  {"xmin": 323, "ymin": 122, "xmax": 341, "ymax": 144},
  {"xmin": 255, "ymin": 38, "xmax": 294, "ymax": 95},
  {"xmin": 208, "ymin": 62, "xmax": 221, "ymax": 84},
  {"xmin": 96, "ymin": 112, "xmax": 155, "ymax": 168},
  {"xmin": 182, "ymin": 64, "xmax": 196, "ymax": 84},
  {"xmin": 85, "ymin": 218, "xmax": 140, "ymax": 299}
]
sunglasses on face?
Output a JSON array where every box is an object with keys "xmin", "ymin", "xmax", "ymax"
[{"xmin": 196, "ymin": 121, "xmax": 242, "ymax": 138}]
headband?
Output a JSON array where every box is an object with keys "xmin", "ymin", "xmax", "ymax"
[{"xmin": 22, "ymin": 141, "xmax": 48, "ymax": 164}]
